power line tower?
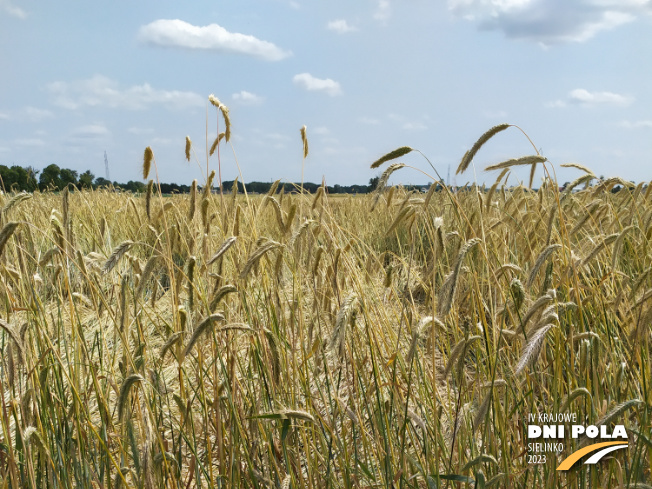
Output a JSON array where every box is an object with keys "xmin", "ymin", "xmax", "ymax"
[{"xmin": 104, "ymin": 151, "xmax": 110, "ymax": 181}]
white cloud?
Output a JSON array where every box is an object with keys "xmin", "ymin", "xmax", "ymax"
[
  {"xmin": 47, "ymin": 75, "xmax": 203, "ymax": 110},
  {"xmin": 24, "ymin": 107, "xmax": 54, "ymax": 122},
  {"xmin": 618, "ymin": 120, "xmax": 652, "ymax": 128},
  {"xmin": 70, "ymin": 124, "xmax": 111, "ymax": 142},
  {"xmin": 128, "ymin": 127, "xmax": 155, "ymax": 135},
  {"xmin": 389, "ymin": 113, "xmax": 430, "ymax": 130},
  {"xmin": 313, "ymin": 126, "xmax": 330, "ymax": 135},
  {"xmin": 232, "ymin": 90, "xmax": 264, "ymax": 105},
  {"xmin": 0, "ymin": 0, "xmax": 27, "ymax": 19},
  {"xmin": 402, "ymin": 121, "xmax": 428, "ymax": 131},
  {"xmin": 547, "ymin": 89, "xmax": 634, "ymax": 108},
  {"xmin": 358, "ymin": 116, "xmax": 381, "ymax": 125},
  {"xmin": 374, "ymin": 0, "xmax": 392, "ymax": 23},
  {"xmin": 139, "ymin": 19, "xmax": 291, "ymax": 61},
  {"xmin": 545, "ymin": 99, "xmax": 567, "ymax": 108},
  {"xmin": 293, "ymin": 73, "xmax": 342, "ymax": 96},
  {"xmin": 327, "ymin": 19, "xmax": 357, "ymax": 33},
  {"xmin": 0, "ymin": 107, "xmax": 54, "ymax": 122},
  {"xmin": 449, "ymin": 0, "xmax": 649, "ymax": 44},
  {"xmin": 568, "ymin": 88, "xmax": 633, "ymax": 106}
]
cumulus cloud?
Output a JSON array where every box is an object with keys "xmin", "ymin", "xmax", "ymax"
[
  {"xmin": 293, "ymin": 73, "xmax": 342, "ymax": 96},
  {"xmin": 232, "ymin": 90, "xmax": 264, "ymax": 105},
  {"xmin": 374, "ymin": 0, "xmax": 392, "ymax": 23},
  {"xmin": 0, "ymin": 0, "xmax": 27, "ymax": 19},
  {"xmin": 569, "ymin": 88, "xmax": 633, "ymax": 105},
  {"xmin": 449, "ymin": 0, "xmax": 651, "ymax": 44},
  {"xmin": 139, "ymin": 19, "xmax": 291, "ymax": 61},
  {"xmin": 47, "ymin": 75, "xmax": 203, "ymax": 110},
  {"xmin": 327, "ymin": 19, "xmax": 357, "ymax": 33}
]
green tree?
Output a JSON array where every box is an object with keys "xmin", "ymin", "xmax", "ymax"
[
  {"xmin": 39, "ymin": 164, "xmax": 61, "ymax": 190},
  {"xmin": 59, "ymin": 168, "xmax": 78, "ymax": 188},
  {"xmin": 369, "ymin": 176, "xmax": 380, "ymax": 192},
  {"xmin": 94, "ymin": 177, "xmax": 111, "ymax": 188},
  {"xmin": 79, "ymin": 170, "xmax": 95, "ymax": 188}
]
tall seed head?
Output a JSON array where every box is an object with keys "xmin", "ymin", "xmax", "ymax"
[
  {"xmin": 143, "ymin": 147, "xmax": 153, "ymax": 179},
  {"xmin": 185, "ymin": 136, "xmax": 192, "ymax": 161},
  {"xmin": 300, "ymin": 125, "xmax": 309, "ymax": 158},
  {"xmin": 208, "ymin": 94, "xmax": 222, "ymax": 108}
]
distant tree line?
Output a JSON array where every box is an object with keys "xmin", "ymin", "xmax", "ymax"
[{"xmin": 0, "ymin": 163, "xmax": 433, "ymax": 194}]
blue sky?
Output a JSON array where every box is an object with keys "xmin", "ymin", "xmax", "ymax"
[{"xmin": 1, "ymin": 0, "xmax": 651, "ymax": 187}]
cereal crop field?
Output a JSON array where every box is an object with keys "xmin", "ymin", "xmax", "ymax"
[{"xmin": 0, "ymin": 123, "xmax": 650, "ymax": 488}]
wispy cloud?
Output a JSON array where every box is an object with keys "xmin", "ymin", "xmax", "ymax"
[
  {"xmin": 128, "ymin": 127, "xmax": 155, "ymax": 135},
  {"xmin": 374, "ymin": 0, "xmax": 391, "ymax": 24},
  {"xmin": 24, "ymin": 107, "xmax": 54, "ymax": 122},
  {"xmin": 327, "ymin": 19, "xmax": 357, "ymax": 33},
  {"xmin": 232, "ymin": 90, "xmax": 264, "ymax": 105},
  {"xmin": 358, "ymin": 116, "xmax": 381, "ymax": 125},
  {"xmin": 389, "ymin": 113, "xmax": 430, "ymax": 131},
  {"xmin": 69, "ymin": 124, "xmax": 111, "ymax": 143},
  {"xmin": 293, "ymin": 73, "xmax": 342, "ymax": 96},
  {"xmin": 0, "ymin": 0, "xmax": 27, "ymax": 19},
  {"xmin": 547, "ymin": 88, "xmax": 634, "ymax": 108},
  {"xmin": 545, "ymin": 88, "xmax": 634, "ymax": 109},
  {"xmin": 449, "ymin": 0, "xmax": 647, "ymax": 45},
  {"xmin": 618, "ymin": 120, "xmax": 652, "ymax": 129},
  {"xmin": 47, "ymin": 75, "xmax": 203, "ymax": 110},
  {"xmin": 402, "ymin": 121, "xmax": 428, "ymax": 131},
  {"xmin": 139, "ymin": 19, "xmax": 291, "ymax": 61},
  {"xmin": 545, "ymin": 99, "xmax": 567, "ymax": 109},
  {"xmin": 568, "ymin": 88, "xmax": 633, "ymax": 106},
  {"xmin": 0, "ymin": 107, "xmax": 54, "ymax": 122},
  {"xmin": 15, "ymin": 138, "xmax": 45, "ymax": 147}
]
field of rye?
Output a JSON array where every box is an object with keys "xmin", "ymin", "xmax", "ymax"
[{"xmin": 0, "ymin": 106, "xmax": 650, "ymax": 488}]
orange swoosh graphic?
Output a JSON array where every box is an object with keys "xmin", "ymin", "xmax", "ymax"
[{"xmin": 557, "ymin": 441, "xmax": 627, "ymax": 471}]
